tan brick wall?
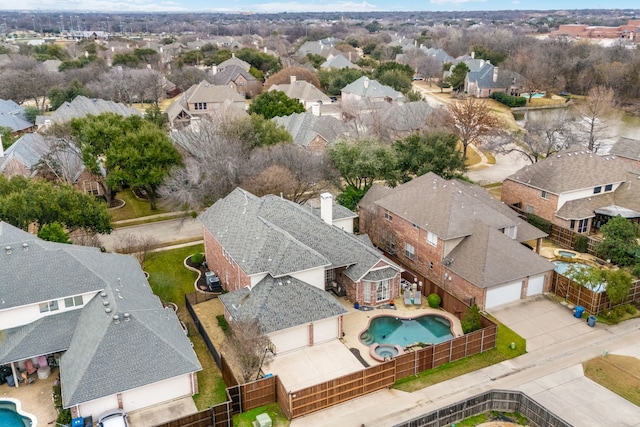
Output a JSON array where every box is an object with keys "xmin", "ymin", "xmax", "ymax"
[
  {"xmin": 203, "ymin": 229, "xmax": 251, "ymax": 292},
  {"xmin": 1, "ymin": 158, "xmax": 31, "ymax": 178},
  {"xmin": 307, "ymin": 135, "xmax": 328, "ymax": 152}
]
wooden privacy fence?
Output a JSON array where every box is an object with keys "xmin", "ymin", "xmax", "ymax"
[
  {"xmin": 281, "ymin": 323, "xmax": 497, "ymax": 419},
  {"xmin": 551, "ymin": 271, "xmax": 640, "ymax": 315},
  {"xmin": 548, "ymin": 224, "xmax": 601, "ymax": 255},
  {"xmin": 395, "ymin": 389, "xmax": 571, "ymax": 427}
]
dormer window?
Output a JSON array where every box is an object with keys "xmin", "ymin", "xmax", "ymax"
[
  {"xmin": 593, "ymin": 186, "xmax": 602, "ymax": 194},
  {"xmin": 504, "ymin": 226, "xmax": 517, "ymax": 239},
  {"xmin": 605, "ymin": 184, "xmax": 613, "ymax": 192}
]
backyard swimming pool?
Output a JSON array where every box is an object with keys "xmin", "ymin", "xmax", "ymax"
[
  {"xmin": 0, "ymin": 399, "xmax": 33, "ymax": 427},
  {"xmin": 359, "ymin": 314, "xmax": 453, "ymax": 348},
  {"xmin": 520, "ymin": 92, "xmax": 545, "ymax": 99},
  {"xmin": 553, "ymin": 261, "xmax": 606, "ymax": 293}
]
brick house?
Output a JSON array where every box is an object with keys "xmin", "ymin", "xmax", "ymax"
[
  {"xmin": 272, "ymin": 111, "xmax": 346, "ymax": 153},
  {"xmin": 502, "ymin": 150, "xmax": 640, "ymax": 235},
  {"xmin": 359, "ymin": 173, "xmax": 553, "ymax": 310},
  {"xmin": 199, "ymin": 189, "xmax": 402, "ymax": 352},
  {"xmin": 211, "ymin": 64, "xmax": 262, "ymax": 98},
  {"xmin": 269, "ymin": 76, "xmax": 332, "ymax": 109}
]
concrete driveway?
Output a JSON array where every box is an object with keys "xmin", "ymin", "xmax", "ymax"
[
  {"xmin": 489, "ymin": 294, "xmax": 599, "ymax": 352},
  {"xmin": 100, "ymin": 217, "xmax": 203, "ymax": 252}
]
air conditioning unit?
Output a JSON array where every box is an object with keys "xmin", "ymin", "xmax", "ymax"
[{"xmin": 255, "ymin": 413, "xmax": 272, "ymax": 427}]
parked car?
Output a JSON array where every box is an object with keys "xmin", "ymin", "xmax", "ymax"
[{"xmin": 97, "ymin": 409, "xmax": 128, "ymax": 427}]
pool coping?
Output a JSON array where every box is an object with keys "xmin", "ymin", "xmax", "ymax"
[{"xmin": 0, "ymin": 397, "xmax": 37, "ymax": 427}]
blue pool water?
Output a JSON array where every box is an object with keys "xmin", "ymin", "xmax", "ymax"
[
  {"xmin": 360, "ymin": 315, "xmax": 453, "ymax": 347},
  {"xmin": 553, "ymin": 261, "xmax": 606, "ymax": 293},
  {"xmin": 558, "ymin": 250, "xmax": 577, "ymax": 258},
  {"xmin": 0, "ymin": 400, "xmax": 33, "ymax": 427},
  {"xmin": 520, "ymin": 92, "xmax": 545, "ymax": 99}
]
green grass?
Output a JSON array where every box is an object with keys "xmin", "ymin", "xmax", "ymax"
[
  {"xmin": 109, "ymin": 188, "xmax": 168, "ymax": 222},
  {"xmin": 455, "ymin": 414, "xmax": 489, "ymax": 426},
  {"xmin": 233, "ymin": 403, "xmax": 290, "ymax": 427},
  {"xmin": 394, "ymin": 319, "xmax": 526, "ymax": 392},
  {"xmin": 145, "ymin": 244, "xmax": 228, "ymax": 409}
]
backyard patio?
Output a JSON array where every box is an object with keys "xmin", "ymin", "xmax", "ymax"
[{"xmin": 0, "ymin": 366, "xmax": 59, "ymax": 425}]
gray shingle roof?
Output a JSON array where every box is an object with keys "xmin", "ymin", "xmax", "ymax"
[
  {"xmin": 219, "ymin": 275, "xmax": 347, "ymax": 334},
  {"xmin": 320, "ymin": 54, "xmax": 361, "ymax": 70},
  {"xmin": 0, "ymin": 222, "xmax": 201, "ymax": 407},
  {"xmin": 446, "ymin": 221, "xmax": 554, "ymax": 289},
  {"xmin": 363, "ymin": 172, "xmax": 545, "ymax": 242},
  {"xmin": 341, "ymin": 76, "xmax": 403, "ymax": 101},
  {"xmin": 35, "ymin": 96, "xmax": 141, "ymax": 126},
  {"xmin": 505, "ymin": 150, "xmax": 633, "ymax": 195},
  {"xmin": 212, "ymin": 64, "xmax": 258, "ymax": 86},
  {"xmin": 609, "ymin": 137, "xmax": 640, "ymax": 161},
  {"xmin": 0, "ymin": 133, "xmax": 48, "ymax": 175},
  {"xmin": 270, "ymin": 80, "xmax": 331, "ymax": 105},
  {"xmin": 466, "ymin": 61, "xmax": 522, "ymax": 90},
  {"xmin": 272, "ymin": 112, "xmax": 344, "ymax": 148},
  {"xmin": 199, "ymin": 188, "xmax": 400, "ymax": 283},
  {"xmin": 183, "ymin": 80, "xmax": 245, "ymax": 104},
  {"xmin": 217, "ymin": 56, "xmax": 251, "ymax": 72}
]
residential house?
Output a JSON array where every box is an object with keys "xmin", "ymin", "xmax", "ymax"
[
  {"xmin": 0, "ymin": 222, "xmax": 201, "ymax": 420},
  {"xmin": 464, "ymin": 59, "xmax": 522, "ymax": 98},
  {"xmin": 199, "ymin": 189, "xmax": 402, "ymax": 352},
  {"xmin": 35, "ymin": 96, "xmax": 142, "ymax": 130},
  {"xmin": 211, "ymin": 64, "xmax": 261, "ymax": 98},
  {"xmin": 357, "ymin": 101, "xmax": 433, "ymax": 143},
  {"xmin": 272, "ymin": 111, "xmax": 346, "ymax": 152},
  {"xmin": 269, "ymin": 76, "xmax": 332, "ymax": 110},
  {"xmin": 215, "ymin": 54, "xmax": 251, "ymax": 73},
  {"xmin": 359, "ymin": 172, "xmax": 553, "ymax": 310},
  {"xmin": 0, "ymin": 99, "xmax": 35, "ymax": 136},
  {"xmin": 165, "ymin": 80, "xmax": 246, "ymax": 128},
  {"xmin": 295, "ymin": 39, "xmax": 341, "ymax": 58},
  {"xmin": 501, "ymin": 150, "xmax": 640, "ymax": 234},
  {"xmin": 607, "ymin": 137, "xmax": 640, "ymax": 168},
  {"xmin": 341, "ymin": 76, "xmax": 405, "ymax": 113},
  {"xmin": 320, "ymin": 54, "xmax": 361, "ymax": 70},
  {"xmin": 0, "ymin": 132, "xmax": 104, "ymax": 196}
]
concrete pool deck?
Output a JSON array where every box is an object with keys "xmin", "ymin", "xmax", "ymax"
[
  {"xmin": 0, "ymin": 366, "xmax": 59, "ymax": 426},
  {"xmin": 338, "ymin": 296, "xmax": 464, "ymax": 367}
]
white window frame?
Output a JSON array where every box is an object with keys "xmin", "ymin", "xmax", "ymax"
[
  {"xmin": 427, "ymin": 231, "xmax": 437, "ymax": 246},
  {"xmin": 384, "ymin": 211, "xmax": 393, "ymax": 221},
  {"xmin": 405, "ymin": 243, "xmax": 415, "ymax": 260},
  {"xmin": 39, "ymin": 300, "xmax": 59, "ymax": 313},
  {"xmin": 541, "ymin": 190, "xmax": 548, "ymax": 199},
  {"xmin": 375, "ymin": 280, "xmax": 390, "ymax": 302},
  {"xmin": 64, "ymin": 295, "xmax": 84, "ymax": 308},
  {"xmin": 363, "ymin": 281, "xmax": 372, "ymax": 304}
]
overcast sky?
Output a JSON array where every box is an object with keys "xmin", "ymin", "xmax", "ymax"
[{"xmin": 0, "ymin": 0, "xmax": 632, "ymax": 13}]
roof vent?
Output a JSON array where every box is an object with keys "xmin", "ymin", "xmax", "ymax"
[
  {"xmin": 22, "ymin": 243, "xmax": 28, "ymax": 251},
  {"xmin": 5, "ymin": 246, "xmax": 11, "ymax": 254},
  {"xmin": 113, "ymin": 315, "xmax": 120, "ymax": 324},
  {"xmin": 102, "ymin": 300, "xmax": 110, "ymax": 307},
  {"xmin": 101, "ymin": 292, "xmax": 107, "ymax": 298},
  {"xmin": 123, "ymin": 312, "xmax": 131, "ymax": 322},
  {"xmin": 105, "ymin": 308, "xmax": 112, "ymax": 314}
]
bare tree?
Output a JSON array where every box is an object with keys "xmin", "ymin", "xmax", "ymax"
[
  {"xmin": 446, "ymin": 97, "xmax": 503, "ymax": 158},
  {"xmin": 573, "ymin": 85, "xmax": 615, "ymax": 153},
  {"xmin": 113, "ymin": 233, "xmax": 158, "ymax": 268},
  {"xmin": 488, "ymin": 109, "xmax": 574, "ymax": 164},
  {"xmin": 229, "ymin": 319, "xmax": 272, "ymax": 383},
  {"xmin": 0, "ymin": 56, "xmax": 61, "ymax": 110},
  {"xmin": 264, "ymin": 66, "xmax": 322, "ymax": 90}
]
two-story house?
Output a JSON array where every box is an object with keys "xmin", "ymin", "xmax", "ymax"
[
  {"xmin": 269, "ymin": 76, "xmax": 332, "ymax": 110},
  {"xmin": 166, "ymin": 80, "xmax": 246, "ymax": 128},
  {"xmin": 199, "ymin": 189, "xmax": 401, "ymax": 353},
  {"xmin": 359, "ymin": 173, "xmax": 554, "ymax": 310},
  {"xmin": 502, "ymin": 149, "xmax": 640, "ymax": 234},
  {"xmin": 0, "ymin": 222, "xmax": 201, "ymax": 421}
]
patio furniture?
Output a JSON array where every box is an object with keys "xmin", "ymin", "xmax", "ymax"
[
  {"xmin": 37, "ymin": 355, "xmax": 48, "ymax": 368},
  {"xmin": 414, "ymin": 292, "xmax": 422, "ymax": 305},
  {"xmin": 20, "ymin": 371, "xmax": 35, "ymax": 385},
  {"xmin": 404, "ymin": 290, "xmax": 412, "ymax": 305},
  {"xmin": 38, "ymin": 365, "xmax": 51, "ymax": 379}
]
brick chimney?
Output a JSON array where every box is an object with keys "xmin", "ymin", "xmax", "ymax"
[{"xmin": 290, "ymin": 75, "xmax": 296, "ymax": 84}]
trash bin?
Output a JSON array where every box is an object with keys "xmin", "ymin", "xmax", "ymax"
[
  {"xmin": 587, "ymin": 315, "xmax": 597, "ymax": 327},
  {"xmin": 574, "ymin": 306, "xmax": 585, "ymax": 318}
]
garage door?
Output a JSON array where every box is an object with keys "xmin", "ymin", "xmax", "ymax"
[
  {"xmin": 313, "ymin": 318, "xmax": 338, "ymax": 344},
  {"xmin": 270, "ymin": 327, "xmax": 308, "ymax": 354},
  {"xmin": 486, "ymin": 280, "xmax": 523, "ymax": 309},
  {"xmin": 526, "ymin": 274, "xmax": 545, "ymax": 296}
]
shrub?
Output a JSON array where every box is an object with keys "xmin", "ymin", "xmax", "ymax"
[
  {"xmin": 190, "ymin": 252, "xmax": 205, "ymax": 267},
  {"xmin": 427, "ymin": 293, "xmax": 441, "ymax": 308},
  {"xmin": 491, "ymin": 92, "xmax": 526, "ymax": 107},
  {"xmin": 216, "ymin": 314, "xmax": 229, "ymax": 333},
  {"xmin": 574, "ymin": 235, "xmax": 589, "ymax": 253},
  {"xmin": 461, "ymin": 304, "xmax": 483, "ymax": 334},
  {"xmin": 57, "ymin": 409, "xmax": 72, "ymax": 425},
  {"xmin": 526, "ymin": 213, "xmax": 552, "ymax": 234},
  {"xmin": 633, "ymin": 264, "xmax": 640, "ymax": 279}
]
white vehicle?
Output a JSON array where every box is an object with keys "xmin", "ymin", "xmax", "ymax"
[{"xmin": 97, "ymin": 409, "xmax": 128, "ymax": 427}]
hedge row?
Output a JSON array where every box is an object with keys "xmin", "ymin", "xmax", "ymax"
[{"xmin": 491, "ymin": 92, "xmax": 526, "ymax": 107}]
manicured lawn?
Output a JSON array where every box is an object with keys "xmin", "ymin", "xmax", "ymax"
[
  {"xmin": 233, "ymin": 403, "xmax": 290, "ymax": 427},
  {"xmin": 109, "ymin": 188, "xmax": 168, "ymax": 222},
  {"xmin": 394, "ymin": 319, "xmax": 526, "ymax": 392},
  {"xmin": 584, "ymin": 354, "xmax": 640, "ymax": 406},
  {"xmin": 145, "ymin": 244, "xmax": 228, "ymax": 409}
]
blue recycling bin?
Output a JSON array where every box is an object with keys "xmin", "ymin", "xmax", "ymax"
[
  {"xmin": 72, "ymin": 418, "xmax": 84, "ymax": 427},
  {"xmin": 587, "ymin": 315, "xmax": 597, "ymax": 327},
  {"xmin": 574, "ymin": 306, "xmax": 585, "ymax": 318}
]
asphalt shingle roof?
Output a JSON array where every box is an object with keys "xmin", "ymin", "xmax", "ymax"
[
  {"xmin": 341, "ymin": 76, "xmax": 403, "ymax": 101},
  {"xmin": 270, "ymin": 80, "xmax": 331, "ymax": 105},
  {"xmin": 218, "ymin": 275, "xmax": 347, "ymax": 334},
  {"xmin": 272, "ymin": 112, "xmax": 344, "ymax": 148},
  {"xmin": 0, "ymin": 133, "xmax": 48, "ymax": 175},
  {"xmin": 35, "ymin": 96, "xmax": 141, "ymax": 126},
  {"xmin": 0, "ymin": 222, "xmax": 201, "ymax": 407}
]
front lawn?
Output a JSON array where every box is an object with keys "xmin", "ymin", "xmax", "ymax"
[
  {"xmin": 145, "ymin": 244, "xmax": 228, "ymax": 409},
  {"xmin": 584, "ymin": 354, "xmax": 640, "ymax": 406},
  {"xmin": 394, "ymin": 319, "xmax": 526, "ymax": 392},
  {"xmin": 109, "ymin": 188, "xmax": 168, "ymax": 222}
]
